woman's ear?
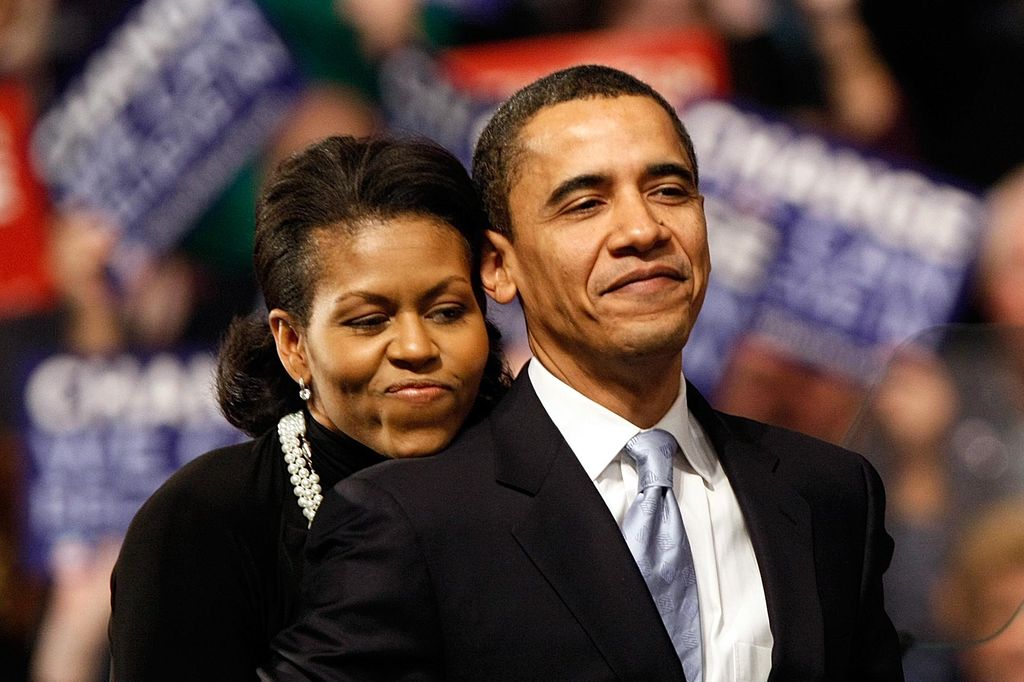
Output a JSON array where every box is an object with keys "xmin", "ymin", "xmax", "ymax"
[
  {"xmin": 481, "ymin": 230, "xmax": 518, "ymax": 305},
  {"xmin": 268, "ymin": 309, "xmax": 308, "ymax": 384}
]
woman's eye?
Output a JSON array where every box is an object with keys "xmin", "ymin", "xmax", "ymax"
[
  {"xmin": 346, "ymin": 314, "xmax": 389, "ymax": 330},
  {"xmin": 428, "ymin": 305, "xmax": 466, "ymax": 323}
]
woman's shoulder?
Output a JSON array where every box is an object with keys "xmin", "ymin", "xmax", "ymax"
[
  {"xmin": 125, "ymin": 430, "xmax": 282, "ymax": 537},
  {"xmin": 110, "ymin": 429, "xmax": 292, "ymax": 673}
]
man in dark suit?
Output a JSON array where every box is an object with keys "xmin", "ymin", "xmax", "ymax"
[{"xmin": 263, "ymin": 65, "xmax": 904, "ymax": 681}]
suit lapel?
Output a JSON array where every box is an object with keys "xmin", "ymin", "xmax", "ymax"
[
  {"xmin": 490, "ymin": 374, "xmax": 685, "ymax": 681},
  {"xmin": 687, "ymin": 384, "xmax": 825, "ymax": 679}
]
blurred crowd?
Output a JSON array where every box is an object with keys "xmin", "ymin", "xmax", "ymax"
[{"xmin": 1, "ymin": 1, "xmax": 1022, "ymax": 680}]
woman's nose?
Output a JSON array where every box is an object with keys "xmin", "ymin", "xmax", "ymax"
[{"xmin": 387, "ymin": 316, "xmax": 440, "ymax": 367}]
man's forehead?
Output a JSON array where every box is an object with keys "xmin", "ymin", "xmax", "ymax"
[
  {"xmin": 511, "ymin": 95, "xmax": 690, "ymax": 178},
  {"xmin": 517, "ymin": 95, "xmax": 664, "ymax": 142}
]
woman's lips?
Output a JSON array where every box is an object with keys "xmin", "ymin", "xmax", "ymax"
[{"xmin": 385, "ymin": 381, "xmax": 452, "ymax": 404}]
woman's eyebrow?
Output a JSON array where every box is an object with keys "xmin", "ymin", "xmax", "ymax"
[
  {"xmin": 330, "ymin": 276, "xmax": 471, "ymax": 307},
  {"xmin": 421, "ymin": 276, "xmax": 472, "ymax": 300}
]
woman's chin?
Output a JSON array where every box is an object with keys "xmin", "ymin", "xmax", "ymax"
[{"xmin": 376, "ymin": 424, "xmax": 460, "ymax": 459}]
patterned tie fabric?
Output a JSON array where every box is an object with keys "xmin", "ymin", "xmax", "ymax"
[{"xmin": 621, "ymin": 429, "xmax": 703, "ymax": 682}]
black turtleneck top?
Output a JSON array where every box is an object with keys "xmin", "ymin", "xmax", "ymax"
[
  {"xmin": 109, "ymin": 412, "xmax": 386, "ymax": 681},
  {"xmin": 305, "ymin": 411, "xmax": 386, "ymax": 496}
]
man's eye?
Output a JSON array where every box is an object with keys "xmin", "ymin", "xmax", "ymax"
[
  {"xmin": 652, "ymin": 185, "xmax": 687, "ymax": 199},
  {"xmin": 568, "ymin": 198, "xmax": 602, "ymax": 213}
]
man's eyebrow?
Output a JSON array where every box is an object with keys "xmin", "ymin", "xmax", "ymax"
[
  {"xmin": 545, "ymin": 174, "xmax": 608, "ymax": 208},
  {"xmin": 645, "ymin": 163, "xmax": 696, "ymax": 185}
]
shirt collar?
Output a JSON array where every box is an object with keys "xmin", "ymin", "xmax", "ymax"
[{"xmin": 527, "ymin": 359, "xmax": 716, "ymax": 483}]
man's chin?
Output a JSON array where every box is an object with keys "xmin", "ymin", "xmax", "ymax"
[{"xmin": 613, "ymin": 325, "xmax": 692, "ymax": 365}]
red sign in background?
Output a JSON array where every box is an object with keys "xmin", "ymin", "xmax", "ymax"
[
  {"xmin": 0, "ymin": 80, "xmax": 53, "ymax": 318},
  {"xmin": 440, "ymin": 27, "xmax": 731, "ymax": 107}
]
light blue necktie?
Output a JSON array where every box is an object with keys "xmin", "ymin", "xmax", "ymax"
[{"xmin": 621, "ymin": 429, "xmax": 703, "ymax": 682}]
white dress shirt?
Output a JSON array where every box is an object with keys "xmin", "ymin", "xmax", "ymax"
[{"xmin": 528, "ymin": 360, "xmax": 773, "ymax": 682}]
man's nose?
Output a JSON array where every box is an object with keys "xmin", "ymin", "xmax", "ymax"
[{"xmin": 606, "ymin": 194, "xmax": 670, "ymax": 254}]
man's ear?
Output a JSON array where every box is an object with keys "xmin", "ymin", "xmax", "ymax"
[
  {"xmin": 481, "ymin": 230, "xmax": 519, "ymax": 305},
  {"xmin": 268, "ymin": 309, "xmax": 308, "ymax": 384}
]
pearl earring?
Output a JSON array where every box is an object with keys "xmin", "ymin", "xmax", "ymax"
[{"xmin": 298, "ymin": 378, "xmax": 311, "ymax": 401}]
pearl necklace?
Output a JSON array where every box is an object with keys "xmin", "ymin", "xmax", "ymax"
[{"xmin": 277, "ymin": 411, "xmax": 323, "ymax": 527}]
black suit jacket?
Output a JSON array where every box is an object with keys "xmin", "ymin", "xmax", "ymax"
[{"xmin": 264, "ymin": 373, "xmax": 904, "ymax": 681}]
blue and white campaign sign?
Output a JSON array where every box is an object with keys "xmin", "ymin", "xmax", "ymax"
[
  {"xmin": 31, "ymin": 0, "xmax": 301, "ymax": 285},
  {"xmin": 683, "ymin": 100, "xmax": 984, "ymax": 390},
  {"xmin": 378, "ymin": 48, "xmax": 500, "ymax": 169},
  {"xmin": 19, "ymin": 350, "xmax": 243, "ymax": 571}
]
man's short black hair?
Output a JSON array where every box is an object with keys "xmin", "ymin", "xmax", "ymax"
[{"xmin": 471, "ymin": 64, "xmax": 699, "ymax": 238}]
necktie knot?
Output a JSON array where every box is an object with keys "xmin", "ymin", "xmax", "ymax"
[{"xmin": 624, "ymin": 429, "xmax": 678, "ymax": 491}]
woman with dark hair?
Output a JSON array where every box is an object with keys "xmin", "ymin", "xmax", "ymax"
[{"xmin": 108, "ymin": 135, "xmax": 509, "ymax": 680}]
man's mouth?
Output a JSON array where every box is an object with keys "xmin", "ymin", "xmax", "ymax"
[{"xmin": 603, "ymin": 265, "xmax": 684, "ymax": 294}]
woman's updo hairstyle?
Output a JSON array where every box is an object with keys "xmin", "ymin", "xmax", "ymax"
[{"xmin": 217, "ymin": 135, "xmax": 501, "ymax": 437}]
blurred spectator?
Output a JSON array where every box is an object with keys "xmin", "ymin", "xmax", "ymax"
[
  {"xmin": 597, "ymin": 0, "xmax": 909, "ymax": 151},
  {"xmin": 857, "ymin": 345, "xmax": 959, "ymax": 641},
  {"xmin": 973, "ymin": 165, "xmax": 1024, "ymax": 327},
  {"xmin": 794, "ymin": 0, "xmax": 906, "ymax": 147},
  {"xmin": 29, "ymin": 541, "xmax": 120, "ymax": 682},
  {"xmin": 46, "ymin": 210, "xmax": 203, "ymax": 354},
  {"xmin": 869, "ymin": 349, "xmax": 959, "ymax": 527},
  {"xmin": 712, "ymin": 336, "xmax": 866, "ymax": 444},
  {"xmin": 339, "ymin": 0, "xmax": 422, "ymax": 59},
  {"xmin": 601, "ymin": 0, "xmax": 702, "ymax": 29},
  {"xmin": 937, "ymin": 498, "xmax": 1024, "ymax": 682},
  {"xmin": 0, "ymin": 0, "xmax": 54, "ymax": 78}
]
